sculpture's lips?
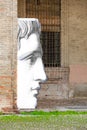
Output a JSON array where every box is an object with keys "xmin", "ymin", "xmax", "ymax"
[
  {"xmin": 31, "ymin": 89, "xmax": 39, "ymax": 96},
  {"xmin": 31, "ymin": 85, "xmax": 40, "ymax": 96},
  {"xmin": 31, "ymin": 85, "xmax": 40, "ymax": 90}
]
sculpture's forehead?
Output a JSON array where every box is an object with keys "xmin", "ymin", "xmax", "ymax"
[{"xmin": 19, "ymin": 33, "xmax": 42, "ymax": 57}]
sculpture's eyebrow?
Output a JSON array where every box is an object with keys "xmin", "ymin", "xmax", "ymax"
[
  {"xmin": 19, "ymin": 50, "xmax": 42, "ymax": 61},
  {"xmin": 19, "ymin": 53, "xmax": 33, "ymax": 60},
  {"xmin": 33, "ymin": 50, "xmax": 43, "ymax": 56}
]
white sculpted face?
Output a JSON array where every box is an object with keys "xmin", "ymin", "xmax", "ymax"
[{"xmin": 17, "ymin": 18, "xmax": 47, "ymax": 109}]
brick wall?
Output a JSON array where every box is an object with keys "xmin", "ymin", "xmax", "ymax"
[{"xmin": 0, "ymin": 0, "xmax": 17, "ymax": 112}]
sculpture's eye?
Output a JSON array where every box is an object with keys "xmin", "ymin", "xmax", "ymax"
[{"xmin": 30, "ymin": 56, "xmax": 37, "ymax": 65}]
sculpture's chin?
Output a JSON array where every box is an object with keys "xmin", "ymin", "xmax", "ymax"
[{"xmin": 17, "ymin": 97, "xmax": 37, "ymax": 110}]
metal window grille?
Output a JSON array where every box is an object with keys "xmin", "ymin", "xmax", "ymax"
[
  {"xmin": 41, "ymin": 32, "xmax": 60, "ymax": 67},
  {"xmin": 26, "ymin": 0, "xmax": 61, "ymax": 67}
]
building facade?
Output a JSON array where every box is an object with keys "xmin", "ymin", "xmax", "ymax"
[{"xmin": 0, "ymin": 0, "xmax": 87, "ymax": 112}]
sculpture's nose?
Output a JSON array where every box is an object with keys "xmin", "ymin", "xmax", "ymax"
[{"xmin": 33, "ymin": 58, "xmax": 47, "ymax": 83}]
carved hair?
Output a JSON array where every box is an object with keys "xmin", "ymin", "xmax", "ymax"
[{"xmin": 18, "ymin": 18, "xmax": 41, "ymax": 50}]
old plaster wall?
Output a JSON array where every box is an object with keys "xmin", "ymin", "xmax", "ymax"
[
  {"xmin": 0, "ymin": 0, "xmax": 17, "ymax": 112},
  {"xmin": 68, "ymin": 0, "xmax": 87, "ymax": 64},
  {"xmin": 68, "ymin": 0, "xmax": 87, "ymax": 98}
]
